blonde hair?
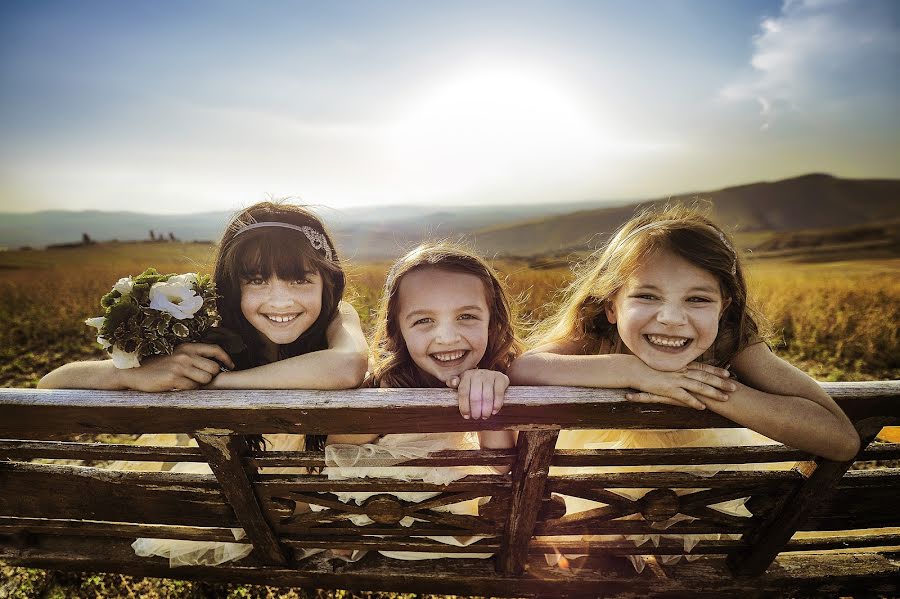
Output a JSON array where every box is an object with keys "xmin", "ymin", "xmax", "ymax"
[
  {"xmin": 371, "ymin": 241, "xmax": 523, "ymax": 387},
  {"xmin": 531, "ymin": 203, "xmax": 765, "ymax": 367}
]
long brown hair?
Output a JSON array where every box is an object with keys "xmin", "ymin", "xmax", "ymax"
[
  {"xmin": 371, "ymin": 242, "xmax": 523, "ymax": 388},
  {"xmin": 213, "ymin": 201, "xmax": 345, "ymax": 451},
  {"xmin": 531, "ymin": 203, "xmax": 766, "ymax": 367}
]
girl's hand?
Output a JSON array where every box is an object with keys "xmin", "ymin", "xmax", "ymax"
[
  {"xmin": 447, "ymin": 369, "xmax": 510, "ymax": 420},
  {"xmin": 120, "ymin": 343, "xmax": 233, "ymax": 392},
  {"xmin": 628, "ymin": 361, "xmax": 736, "ymax": 410}
]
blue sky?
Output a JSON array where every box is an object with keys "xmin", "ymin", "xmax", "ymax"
[{"xmin": 1, "ymin": 0, "xmax": 898, "ymax": 213}]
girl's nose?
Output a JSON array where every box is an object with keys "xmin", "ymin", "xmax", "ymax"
[
  {"xmin": 434, "ymin": 322, "xmax": 462, "ymax": 344},
  {"xmin": 266, "ymin": 280, "xmax": 294, "ymax": 307},
  {"xmin": 657, "ymin": 302, "xmax": 687, "ymax": 325}
]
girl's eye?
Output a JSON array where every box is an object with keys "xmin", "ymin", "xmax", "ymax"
[
  {"xmin": 457, "ymin": 313, "xmax": 478, "ymax": 321},
  {"xmin": 245, "ymin": 277, "xmax": 266, "ymax": 286},
  {"xmin": 413, "ymin": 317, "xmax": 433, "ymax": 326},
  {"xmin": 293, "ymin": 278, "xmax": 312, "ymax": 285},
  {"xmin": 633, "ymin": 294, "xmax": 657, "ymax": 301},
  {"xmin": 687, "ymin": 296, "xmax": 713, "ymax": 303}
]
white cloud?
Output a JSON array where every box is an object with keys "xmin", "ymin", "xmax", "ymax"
[{"xmin": 720, "ymin": 0, "xmax": 900, "ymax": 129}]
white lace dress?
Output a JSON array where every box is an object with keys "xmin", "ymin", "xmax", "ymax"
[
  {"xmin": 311, "ymin": 431, "xmax": 494, "ymax": 561},
  {"xmin": 112, "ymin": 433, "xmax": 306, "ymax": 568}
]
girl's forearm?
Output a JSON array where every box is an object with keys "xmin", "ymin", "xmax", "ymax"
[
  {"xmin": 208, "ymin": 348, "xmax": 367, "ymax": 390},
  {"xmin": 478, "ymin": 430, "xmax": 516, "ymax": 449},
  {"xmin": 508, "ymin": 352, "xmax": 642, "ymax": 388},
  {"xmin": 701, "ymin": 383, "xmax": 860, "ymax": 461},
  {"xmin": 38, "ymin": 360, "xmax": 126, "ymax": 390}
]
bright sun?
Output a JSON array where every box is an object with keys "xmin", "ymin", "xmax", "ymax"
[{"xmin": 382, "ymin": 62, "xmax": 608, "ymax": 198}]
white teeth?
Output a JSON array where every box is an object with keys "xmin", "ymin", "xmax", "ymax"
[
  {"xmin": 646, "ymin": 335, "xmax": 689, "ymax": 348},
  {"xmin": 266, "ymin": 314, "xmax": 298, "ymax": 323},
  {"xmin": 432, "ymin": 350, "xmax": 466, "ymax": 362}
]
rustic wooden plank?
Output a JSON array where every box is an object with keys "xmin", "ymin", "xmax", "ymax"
[
  {"xmin": 534, "ymin": 518, "xmax": 752, "ymax": 536},
  {"xmin": 2, "ymin": 535, "xmax": 898, "ymax": 597},
  {"xmin": 498, "ymin": 429, "xmax": 559, "ymax": 575},
  {"xmin": 194, "ymin": 434, "xmax": 287, "ymax": 566},
  {"xmin": 2, "ymin": 382, "xmax": 895, "ymax": 437},
  {"xmin": 547, "ymin": 470, "xmax": 801, "ymax": 490},
  {"xmin": 552, "ymin": 445, "xmax": 810, "ymax": 467},
  {"xmin": 784, "ymin": 534, "xmax": 900, "ymax": 552},
  {"xmin": 0, "ymin": 461, "xmax": 236, "ymax": 527},
  {"xmin": 0, "ymin": 439, "xmax": 204, "ymax": 462},
  {"xmin": 802, "ymin": 471, "xmax": 900, "ymax": 531},
  {"xmin": 281, "ymin": 537, "xmax": 502, "ymax": 553},
  {"xmin": 860, "ymin": 442, "xmax": 900, "ymax": 461},
  {"xmin": 728, "ymin": 417, "xmax": 888, "ymax": 576},
  {"xmin": 0, "ymin": 516, "xmax": 238, "ymax": 542},
  {"xmin": 249, "ymin": 448, "xmax": 517, "ymax": 468},
  {"xmin": 256, "ymin": 474, "xmax": 508, "ymax": 493},
  {"xmin": 275, "ymin": 520, "xmax": 502, "ymax": 537},
  {"xmin": 529, "ymin": 538, "xmax": 746, "ymax": 556}
]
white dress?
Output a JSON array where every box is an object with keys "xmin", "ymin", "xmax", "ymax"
[
  {"xmin": 548, "ymin": 427, "xmax": 788, "ymax": 572},
  {"xmin": 112, "ymin": 433, "xmax": 306, "ymax": 568},
  {"xmin": 310, "ymin": 432, "xmax": 495, "ymax": 561}
]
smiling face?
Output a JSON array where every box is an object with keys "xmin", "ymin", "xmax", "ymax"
[
  {"xmin": 397, "ymin": 267, "xmax": 490, "ymax": 383},
  {"xmin": 240, "ymin": 272, "xmax": 323, "ymax": 351},
  {"xmin": 605, "ymin": 249, "xmax": 727, "ymax": 371}
]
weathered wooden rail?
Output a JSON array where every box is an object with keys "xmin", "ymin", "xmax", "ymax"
[{"xmin": 1, "ymin": 382, "xmax": 898, "ymax": 597}]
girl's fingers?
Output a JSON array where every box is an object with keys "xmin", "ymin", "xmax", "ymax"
[
  {"xmin": 684, "ymin": 379, "xmax": 729, "ymax": 402},
  {"xmin": 457, "ymin": 373, "xmax": 473, "ymax": 419},
  {"xmin": 446, "ymin": 376, "xmax": 460, "ymax": 389},
  {"xmin": 492, "ymin": 376, "xmax": 507, "ymax": 416},
  {"xmin": 184, "ymin": 365, "xmax": 215, "ymax": 385},
  {"xmin": 470, "ymin": 376, "xmax": 485, "ymax": 421},
  {"xmin": 480, "ymin": 377, "xmax": 494, "ymax": 420},
  {"xmin": 627, "ymin": 391, "xmax": 705, "ymax": 410},
  {"xmin": 686, "ymin": 362, "xmax": 730, "ymax": 380},
  {"xmin": 684, "ymin": 369, "xmax": 736, "ymax": 393},
  {"xmin": 178, "ymin": 343, "xmax": 234, "ymax": 370}
]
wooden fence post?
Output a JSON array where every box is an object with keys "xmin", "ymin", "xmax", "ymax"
[
  {"xmin": 194, "ymin": 434, "xmax": 287, "ymax": 565},
  {"xmin": 727, "ymin": 417, "xmax": 889, "ymax": 576},
  {"xmin": 498, "ymin": 429, "xmax": 559, "ymax": 575}
]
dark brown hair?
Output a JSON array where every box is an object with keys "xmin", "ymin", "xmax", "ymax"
[
  {"xmin": 213, "ymin": 201, "xmax": 344, "ymax": 451},
  {"xmin": 370, "ymin": 241, "xmax": 523, "ymax": 388}
]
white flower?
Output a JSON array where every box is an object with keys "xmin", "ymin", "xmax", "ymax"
[
  {"xmin": 85, "ymin": 316, "xmax": 105, "ymax": 330},
  {"xmin": 111, "ymin": 347, "xmax": 140, "ymax": 369},
  {"xmin": 113, "ymin": 277, "xmax": 134, "ymax": 295},
  {"xmin": 166, "ymin": 273, "xmax": 198, "ymax": 288},
  {"xmin": 149, "ymin": 280, "xmax": 204, "ymax": 320},
  {"xmin": 97, "ymin": 336, "xmax": 111, "ymax": 349}
]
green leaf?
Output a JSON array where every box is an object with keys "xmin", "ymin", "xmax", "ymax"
[{"xmin": 172, "ymin": 322, "xmax": 190, "ymax": 338}]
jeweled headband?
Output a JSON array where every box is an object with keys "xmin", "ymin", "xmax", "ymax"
[{"xmin": 232, "ymin": 221, "xmax": 334, "ymax": 261}]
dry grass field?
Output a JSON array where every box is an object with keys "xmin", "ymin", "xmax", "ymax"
[{"xmin": 0, "ymin": 241, "xmax": 897, "ymax": 598}]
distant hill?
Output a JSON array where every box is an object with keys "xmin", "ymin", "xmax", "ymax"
[
  {"xmin": 469, "ymin": 174, "xmax": 900, "ymax": 256},
  {"xmin": 1, "ymin": 174, "xmax": 897, "ymax": 258}
]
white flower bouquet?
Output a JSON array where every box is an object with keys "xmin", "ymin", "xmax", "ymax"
[{"xmin": 86, "ymin": 268, "xmax": 242, "ymax": 369}]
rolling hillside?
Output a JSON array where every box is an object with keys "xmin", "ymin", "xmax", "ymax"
[{"xmin": 469, "ymin": 174, "xmax": 900, "ymax": 256}]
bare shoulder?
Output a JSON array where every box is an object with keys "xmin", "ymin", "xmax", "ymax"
[
  {"xmin": 731, "ymin": 341, "xmax": 823, "ymax": 396},
  {"xmin": 528, "ymin": 336, "xmax": 600, "ymax": 357}
]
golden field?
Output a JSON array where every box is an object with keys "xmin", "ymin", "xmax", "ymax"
[{"xmin": 1, "ymin": 241, "xmax": 897, "ymax": 388}]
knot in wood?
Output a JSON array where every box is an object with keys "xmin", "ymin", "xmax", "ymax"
[
  {"xmin": 638, "ymin": 488, "xmax": 681, "ymax": 523},
  {"xmin": 363, "ymin": 495, "xmax": 405, "ymax": 525}
]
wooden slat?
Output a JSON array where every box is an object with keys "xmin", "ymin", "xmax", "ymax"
[
  {"xmin": 534, "ymin": 518, "xmax": 752, "ymax": 536},
  {"xmin": 728, "ymin": 417, "xmax": 889, "ymax": 576},
  {"xmin": 547, "ymin": 469, "xmax": 801, "ymax": 490},
  {"xmin": 0, "ymin": 439, "xmax": 204, "ymax": 462},
  {"xmin": 529, "ymin": 538, "xmax": 745, "ymax": 556},
  {"xmin": 0, "ymin": 516, "xmax": 238, "ymax": 542},
  {"xmin": 276, "ymin": 520, "xmax": 499, "ymax": 537},
  {"xmin": 281, "ymin": 537, "xmax": 501, "ymax": 553},
  {"xmin": 498, "ymin": 429, "xmax": 559, "ymax": 575},
  {"xmin": 2, "ymin": 535, "xmax": 898, "ymax": 597},
  {"xmin": 803, "ymin": 469, "xmax": 900, "ymax": 531},
  {"xmin": 255, "ymin": 474, "xmax": 508, "ymax": 493},
  {"xmin": 551, "ymin": 445, "xmax": 809, "ymax": 467},
  {"xmin": 0, "ymin": 461, "xmax": 235, "ymax": 527},
  {"xmin": 1, "ymin": 382, "xmax": 895, "ymax": 437},
  {"xmin": 194, "ymin": 434, "xmax": 287, "ymax": 565},
  {"xmin": 249, "ymin": 448, "xmax": 517, "ymax": 468},
  {"xmin": 784, "ymin": 534, "xmax": 900, "ymax": 552},
  {"xmin": 859, "ymin": 442, "xmax": 900, "ymax": 462}
]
